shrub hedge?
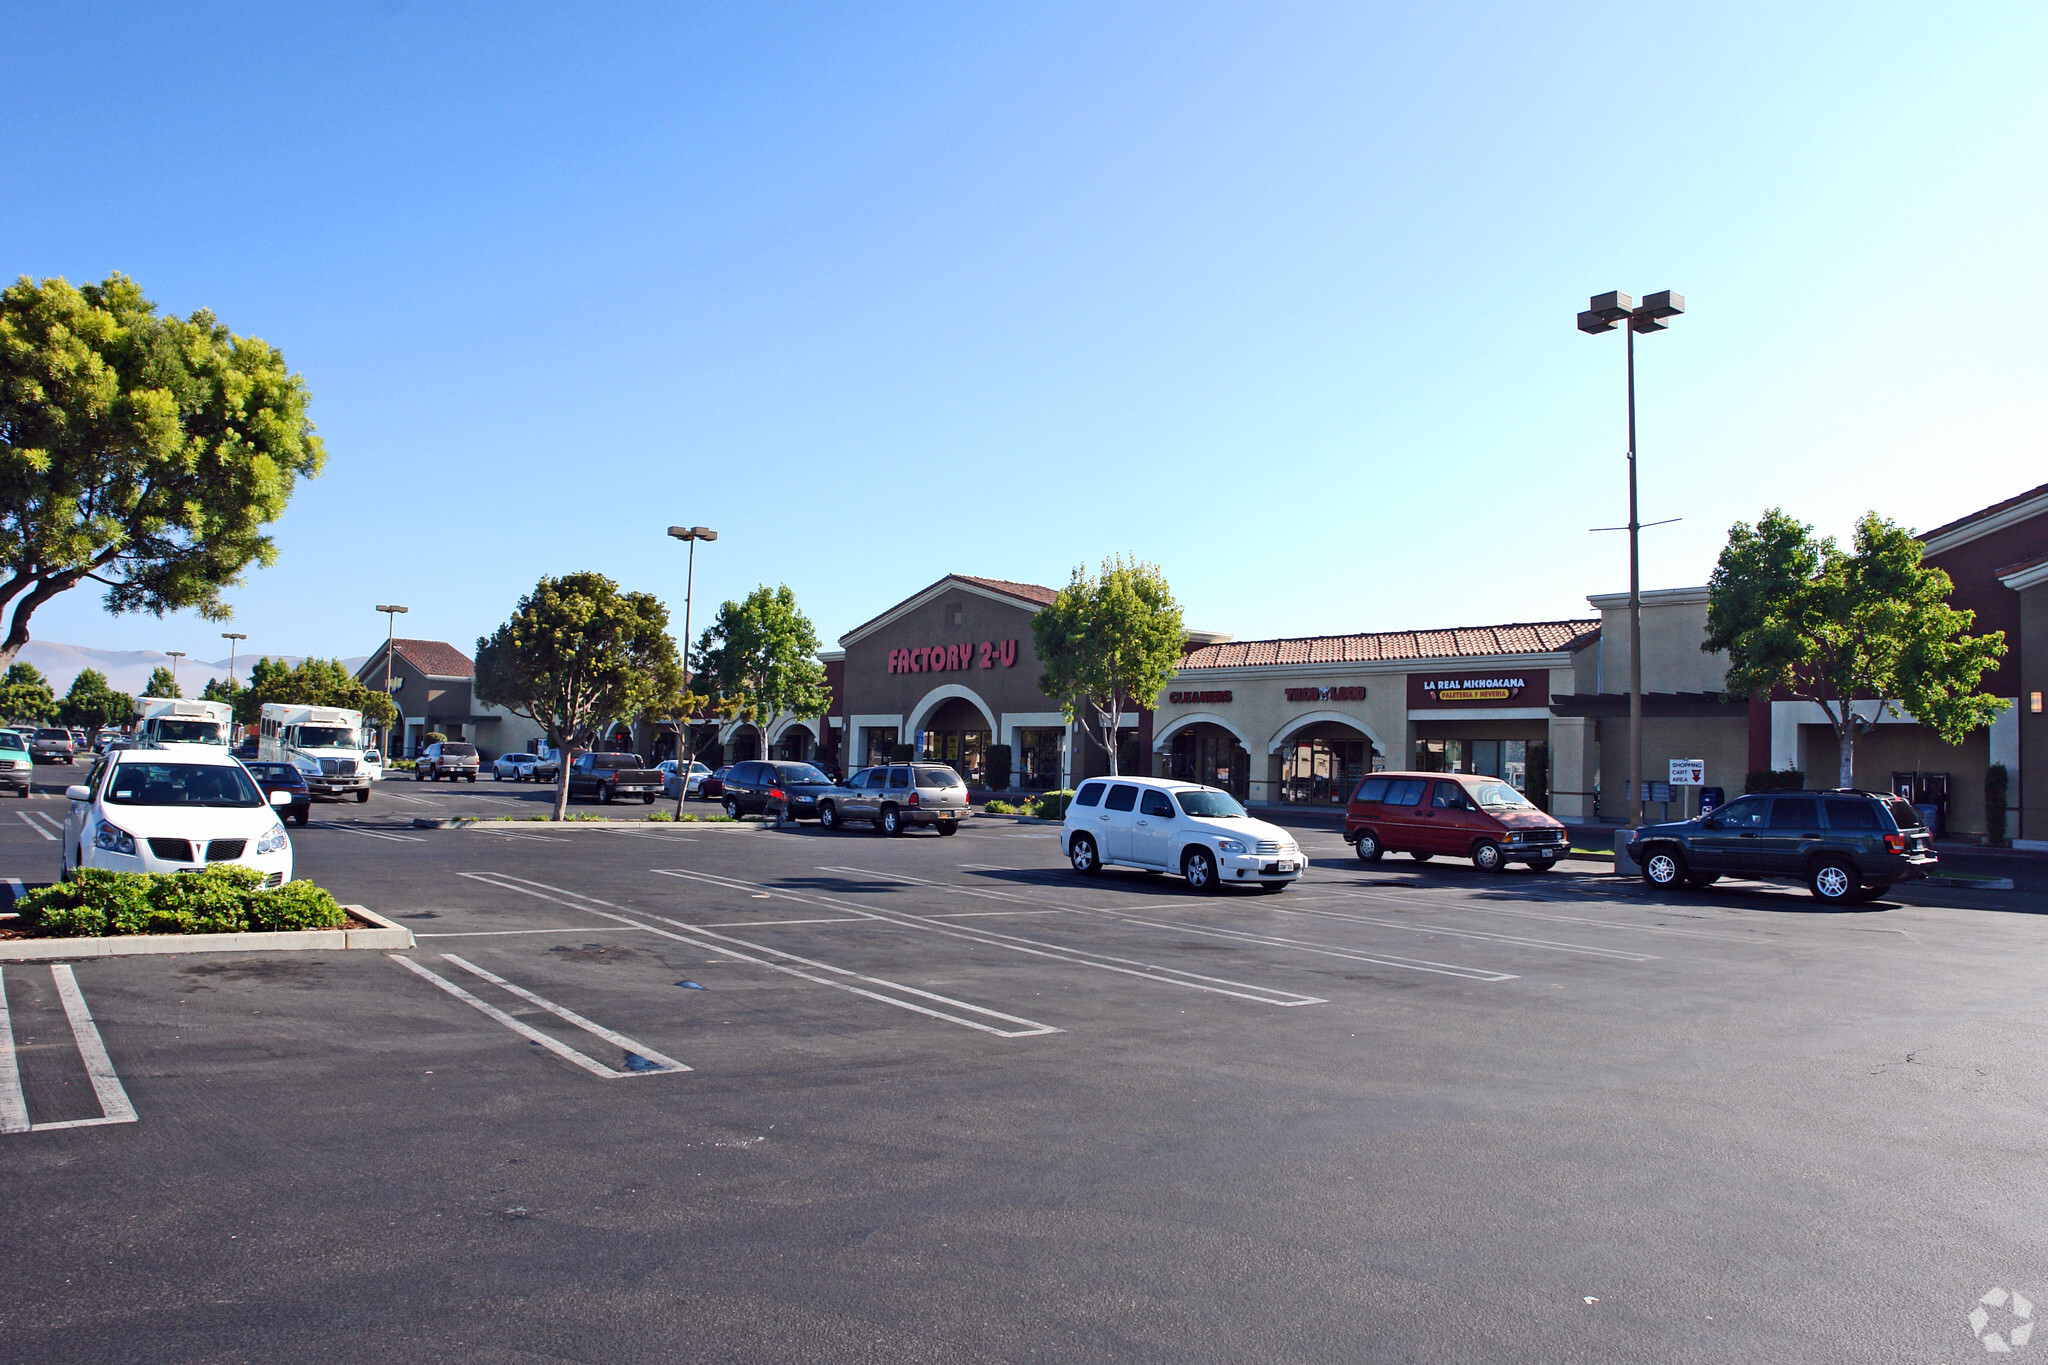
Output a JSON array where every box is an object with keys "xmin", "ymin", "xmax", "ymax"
[
  {"xmin": 1030, "ymin": 789, "xmax": 1076, "ymax": 820},
  {"xmin": 13, "ymin": 866, "xmax": 349, "ymax": 938}
]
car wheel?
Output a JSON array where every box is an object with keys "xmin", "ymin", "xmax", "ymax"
[
  {"xmin": 414, "ymin": 768, "xmax": 425, "ymax": 781},
  {"xmin": 723, "ymin": 797, "xmax": 740, "ymax": 819},
  {"xmin": 1410, "ymin": 852, "xmax": 1433, "ymax": 863},
  {"xmin": 467, "ymin": 774, "xmax": 475, "ymax": 783},
  {"xmin": 1808, "ymin": 857, "xmax": 1859, "ymax": 904},
  {"xmin": 294, "ymin": 811, "xmax": 309, "ymax": 826},
  {"xmin": 600, "ymin": 784, "xmax": 614, "ymax": 805},
  {"xmin": 1069, "ymin": 832, "xmax": 1101, "ymax": 875},
  {"xmin": 494, "ymin": 770, "xmax": 503, "ymax": 781},
  {"xmin": 1472, "ymin": 841, "xmax": 1505, "ymax": 873},
  {"xmin": 1182, "ymin": 846, "xmax": 1219, "ymax": 893},
  {"xmin": 355, "ymin": 789, "xmax": 369, "ymax": 804},
  {"xmin": 1532, "ymin": 857, "xmax": 1558, "ymax": 873},
  {"xmin": 642, "ymin": 794, "xmax": 655, "ymax": 805},
  {"xmin": 881, "ymin": 805, "xmax": 905, "ymax": 836},
  {"xmin": 819, "ymin": 801, "xmax": 840, "ymax": 831},
  {"xmin": 1640, "ymin": 847, "xmax": 1687, "ymax": 891},
  {"xmin": 937, "ymin": 820, "xmax": 959, "ymax": 836},
  {"xmin": 1353, "ymin": 830, "xmax": 1383, "ymax": 862}
]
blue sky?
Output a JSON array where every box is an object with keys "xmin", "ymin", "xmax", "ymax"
[{"xmin": 8, "ymin": 1, "xmax": 2044, "ymax": 666}]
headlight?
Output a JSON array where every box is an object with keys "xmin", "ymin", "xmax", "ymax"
[
  {"xmin": 94, "ymin": 820, "xmax": 136, "ymax": 855},
  {"xmin": 256, "ymin": 823, "xmax": 290, "ymax": 855},
  {"xmin": 1217, "ymin": 839, "xmax": 1246, "ymax": 854}
]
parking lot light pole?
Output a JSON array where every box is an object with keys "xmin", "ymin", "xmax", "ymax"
[
  {"xmin": 220, "ymin": 633, "xmax": 246, "ymax": 733},
  {"xmin": 376, "ymin": 605, "xmax": 408, "ymax": 756},
  {"xmin": 165, "ymin": 650, "xmax": 186, "ymax": 696},
  {"xmin": 1578, "ymin": 289, "xmax": 1684, "ymax": 828},
  {"xmin": 667, "ymin": 527, "xmax": 717, "ymax": 817}
]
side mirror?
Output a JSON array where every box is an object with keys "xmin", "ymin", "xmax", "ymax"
[
  {"xmin": 270, "ymin": 789, "xmax": 293, "ymax": 807},
  {"xmin": 65, "ymin": 784, "xmax": 90, "ymax": 802}
]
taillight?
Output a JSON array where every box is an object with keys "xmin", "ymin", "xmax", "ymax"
[
  {"xmin": 907, "ymin": 790, "xmax": 920, "ymax": 807},
  {"xmin": 1884, "ymin": 833, "xmax": 1906, "ymax": 853}
]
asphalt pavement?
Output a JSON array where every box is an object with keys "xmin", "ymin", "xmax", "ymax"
[{"xmin": 3, "ymin": 764, "xmax": 2047, "ymax": 1363}]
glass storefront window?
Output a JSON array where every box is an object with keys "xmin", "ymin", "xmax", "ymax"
[
  {"xmin": 861, "ymin": 727, "xmax": 899, "ymax": 769},
  {"xmin": 1414, "ymin": 737, "xmax": 1549, "ymax": 808},
  {"xmin": 1016, "ymin": 728, "xmax": 1064, "ymax": 789},
  {"xmin": 1169, "ymin": 726, "xmax": 1248, "ymax": 799},
  {"xmin": 918, "ymin": 728, "xmax": 990, "ymax": 784},
  {"xmin": 1281, "ymin": 738, "xmax": 1370, "ymax": 804}
]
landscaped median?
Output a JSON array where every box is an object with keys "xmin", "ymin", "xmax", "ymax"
[{"xmin": 0, "ymin": 865, "xmax": 413, "ymax": 960}]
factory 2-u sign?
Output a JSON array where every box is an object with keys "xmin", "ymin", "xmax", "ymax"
[{"xmin": 888, "ymin": 640, "xmax": 1018, "ymax": 673}]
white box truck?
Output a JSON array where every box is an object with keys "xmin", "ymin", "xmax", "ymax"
[
  {"xmin": 259, "ymin": 703, "xmax": 372, "ymax": 802},
  {"xmin": 136, "ymin": 696, "xmax": 234, "ymax": 748}
]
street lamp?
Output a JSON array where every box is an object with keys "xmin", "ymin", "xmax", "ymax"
[
  {"xmin": 1578, "ymin": 289, "xmax": 1685, "ymax": 828},
  {"xmin": 376, "ymin": 605, "xmax": 408, "ymax": 754},
  {"xmin": 220, "ymin": 633, "xmax": 246, "ymax": 691},
  {"xmin": 667, "ymin": 526, "xmax": 717, "ymax": 816},
  {"xmin": 165, "ymin": 650, "xmax": 186, "ymax": 695}
]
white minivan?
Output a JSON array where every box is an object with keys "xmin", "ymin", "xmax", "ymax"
[{"xmin": 1062, "ymin": 775, "xmax": 1303, "ymax": 892}]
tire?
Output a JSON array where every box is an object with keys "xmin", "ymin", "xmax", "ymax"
[
  {"xmin": 467, "ymin": 774, "xmax": 475, "ymax": 783},
  {"xmin": 1410, "ymin": 853, "xmax": 1433, "ymax": 863},
  {"xmin": 1472, "ymin": 841, "xmax": 1506, "ymax": 873},
  {"xmin": 495, "ymin": 770, "xmax": 502, "ymax": 781},
  {"xmin": 642, "ymin": 794, "xmax": 655, "ymax": 805},
  {"xmin": 723, "ymin": 797, "xmax": 740, "ymax": 819},
  {"xmin": 1808, "ymin": 857, "xmax": 1859, "ymax": 904},
  {"xmin": 415, "ymin": 768, "xmax": 425, "ymax": 781},
  {"xmin": 1686, "ymin": 872, "xmax": 1720, "ymax": 888},
  {"xmin": 1182, "ymin": 846, "xmax": 1220, "ymax": 894},
  {"xmin": 355, "ymin": 789, "xmax": 369, "ymax": 804},
  {"xmin": 1640, "ymin": 846, "xmax": 1687, "ymax": 891},
  {"xmin": 936, "ymin": 820, "xmax": 959, "ymax": 836},
  {"xmin": 1069, "ymin": 832, "xmax": 1101, "ymax": 875},
  {"xmin": 1847, "ymin": 884, "xmax": 1887, "ymax": 904},
  {"xmin": 1353, "ymin": 830, "xmax": 1383, "ymax": 863},
  {"xmin": 294, "ymin": 811, "xmax": 309, "ymax": 827},
  {"xmin": 881, "ymin": 805, "xmax": 905, "ymax": 836},
  {"xmin": 1531, "ymin": 857, "xmax": 1557, "ymax": 873},
  {"xmin": 600, "ymin": 784, "xmax": 614, "ymax": 805},
  {"xmin": 819, "ymin": 802, "xmax": 840, "ymax": 831}
]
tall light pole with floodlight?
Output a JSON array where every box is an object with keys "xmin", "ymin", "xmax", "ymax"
[
  {"xmin": 1577, "ymin": 288, "xmax": 1684, "ymax": 829},
  {"xmin": 376, "ymin": 605, "xmax": 408, "ymax": 755},
  {"xmin": 667, "ymin": 526, "xmax": 717, "ymax": 816},
  {"xmin": 165, "ymin": 650, "xmax": 186, "ymax": 695},
  {"xmin": 220, "ymin": 633, "xmax": 246, "ymax": 690}
]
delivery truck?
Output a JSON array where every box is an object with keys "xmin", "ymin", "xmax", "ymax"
[
  {"xmin": 258, "ymin": 703, "xmax": 372, "ymax": 801},
  {"xmin": 136, "ymin": 696, "xmax": 234, "ymax": 748}
]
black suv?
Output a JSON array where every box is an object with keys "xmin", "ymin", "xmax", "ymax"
[
  {"xmin": 1629, "ymin": 789, "xmax": 1936, "ymax": 904},
  {"xmin": 718, "ymin": 760, "xmax": 841, "ymax": 824}
]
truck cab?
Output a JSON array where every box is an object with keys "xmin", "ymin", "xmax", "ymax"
[
  {"xmin": 258, "ymin": 703, "xmax": 373, "ymax": 803},
  {"xmin": 137, "ymin": 696, "xmax": 234, "ymax": 748}
]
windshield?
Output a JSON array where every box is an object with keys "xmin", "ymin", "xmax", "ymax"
[
  {"xmin": 776, "ymin": 763, "xmax": 831, "ymax": 784},
  {"xmin": 0, "ymin": 732, "xmax": 24, "ymax": 752},
  {"xmin": 295, "ymin": 727, "xmax": 359, "ymax": 750},
  {"xmin": 155, "ymin": 720, "xmax": 224, "ymax": 744},
  {"xmin": 1176, "ymin": 789, "xmax": 1247, "ymax": 819},
  {"xmin": 1471, "ymin": 782, "xmax": 1535, "ymax": 812},
  {"xmin": 107, "ymin": 760, "xmax": 263, "ymax": 808}
]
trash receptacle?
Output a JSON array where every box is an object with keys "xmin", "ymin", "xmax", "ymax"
[{"xmin": 1914, "ymin": 802, "xmax": 1943, "ymax": 837}]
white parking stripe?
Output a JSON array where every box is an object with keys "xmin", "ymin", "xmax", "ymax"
[
  {"xmin": 669, "ymin": 867, "xmax": 1334, "ymax": 1003},
  {"xmin": 30, "ymin": 810, "xmax": 66, "ymax": 833},
  {"xmin": 814, "ymin": 866, "xmax": 1515, "ymax": 984},
  {"xmin": 459, "ymin": 872, "xmax": 1061, "ymax": 1038},
  {"xmin": 390, "ymin": 956, "xmax": 629, "ymax": 1079},
  {"xmin": 0, "ymin": 968, "xmax": 29, "ymax": 1134},
  {"xmin": 439, "ymin": 954, "xmax": 690, "ymax": 1073},
  {"xmin": 49, "ymin": 964, "xmax": 136, "ymax": 1125},
  {"xmin": 16, "ymin": 811, "xmax": 55, "ymax": 841},
  {"xmin": 311, "ymin": 822, "xmax": 426, "ymax": 843}
]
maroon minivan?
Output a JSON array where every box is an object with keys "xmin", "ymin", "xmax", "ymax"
[{"xmin": 1343, "ymin": 771, "xmax": 1569, "ymax": 872}]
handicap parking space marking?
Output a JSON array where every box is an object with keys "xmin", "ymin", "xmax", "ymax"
[
  {"xmin": 390, "ymin": 953, "xmax": 690, "ymax": 1078},
  {"xmin": 667, "ymin": 867, "xmax": 1331, "ymax": 1005},
  {"xmin": 1, "ymin": 964, "xmax": 138, "ymax": 1135},
  {"xmin": 813, "ymin": 865, "xmax": 1516, "ymax": 985},
  {"xmin": 16, "ymin": 810, "xmax": 57, "ymax": 841},
  {"xmin": 457, "ymin": 871, "xmax": 1061, "ymax": 1038}
]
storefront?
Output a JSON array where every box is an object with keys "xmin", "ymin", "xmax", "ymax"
[
  {"xmin": 830, "ymin": 573, "xmax": 1152, "ymax": 790},
  {"xmin": 1155, "ymin": 624, "xmax": 1599, "ymax": 811}
]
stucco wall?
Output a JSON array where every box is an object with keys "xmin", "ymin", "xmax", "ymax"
[
  {"xmin": 1593, "ymin": 714, "xmax": 1749, "ymax": 822},
  {"xmin": 1588, "ymin": 588, "xmax": 1731, "ymax": 694}
]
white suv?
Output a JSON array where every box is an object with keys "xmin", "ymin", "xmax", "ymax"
[{"xmin": 1062, "ymin": 776, "xmax": 1302, "ymax": 893}]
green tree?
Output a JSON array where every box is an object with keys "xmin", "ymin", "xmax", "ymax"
[
  {"xmin": 1032, "ymin": 556, "xmax": 1186, "ymax": 776},
  {"xmin": 1, "ymin": 660, "xmax": 57, "ymax": 722},
  {"xmin": 0, "ymin": 273, "xmax": 325, "ymax": 672},
  {"xmin": 692, "ymin": 585, "xmax": 830, "ymax": 766},
  {"xmin": 236, "ymin": 656, "xmax": 397, "ymax": 731},
  {"xmin": 199, "ymin": 674, "xmax": 239, "ymax": 705},
  {"xmin": 474, "ymin": 572, "xmax": 687, "ymax": 820},
  {"xmin": 57, "ymin": 668, "xmax": 133, "ymax": 741},
  {"xmin": 143, "ymin": 665, "xmax": 181, "ymax": 699},
  {"xmin": 1704, "ymin": 509, "xmax": 2008, "ymax": 789}
]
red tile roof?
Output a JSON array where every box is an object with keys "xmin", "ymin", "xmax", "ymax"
[
  {"xmin": 390, "ymin": 639, "xmax": 476, "ymax": 678},
  {"xmin": 1921, "ymin": 482, "xmax": 2048, "ymax": 543},
  {"xmin": 1178, "ymin": 619, "xmax": 1600, "ymax": 671}
]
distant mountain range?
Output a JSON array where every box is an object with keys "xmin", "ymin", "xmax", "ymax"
[{"xmin": 15, "ymin": 642, "xmax": 369, "ymax": 699}]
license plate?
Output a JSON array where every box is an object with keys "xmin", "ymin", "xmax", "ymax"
[{"xmin": 1275, "ymin": 860, "xmax": 1296, "ymax": 873}]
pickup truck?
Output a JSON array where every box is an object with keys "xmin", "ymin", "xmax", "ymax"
[{"xmin": 567, "ymin": 752, "xmax": 663, "ymax": 804}]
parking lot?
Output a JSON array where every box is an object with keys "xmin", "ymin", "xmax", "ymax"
[{"xmin": 5, "ymin": 761, "xmax": 2047, "ymax": 1363}]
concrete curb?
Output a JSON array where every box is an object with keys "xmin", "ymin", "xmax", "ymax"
[
  {"xmin": 0, "ymin": 905, "xmax": 414, "ymax": 961},
  {"xmin": 461, "ymin": 818, "xmax": 757, "ymax": 830}
]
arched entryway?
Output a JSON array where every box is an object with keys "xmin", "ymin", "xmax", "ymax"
[
  {"xmin": 1156, "ymin": 714, "xmax": 1253, "ymax": 800},
  {"xmin": 723, "ymin": 723, "xmax": 762, "ymax": 763},
  {"xmin": 774, "ymin": 723, "xmax": 816, "ymax": 762},
  {"xmin": 1268, "ymin": 713, "xmax": 1379, "ymax": 806},
  {"xmin": 916, "ymin": 696, "xmax": 993, "ymax": 784}
]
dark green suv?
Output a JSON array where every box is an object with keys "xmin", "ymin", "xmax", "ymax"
[{"xmin": 1628, "ymin": 789, "xmax": 1936, "ymax": 904}]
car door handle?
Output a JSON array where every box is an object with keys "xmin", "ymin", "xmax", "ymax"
[
  {"xmin": 1135, "ymin": 819, "xmax": 1147, "ymax": 826},
  {"xmin": 1739, "ymin": 832, "xmax": 1758, "ymax": 838}
]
